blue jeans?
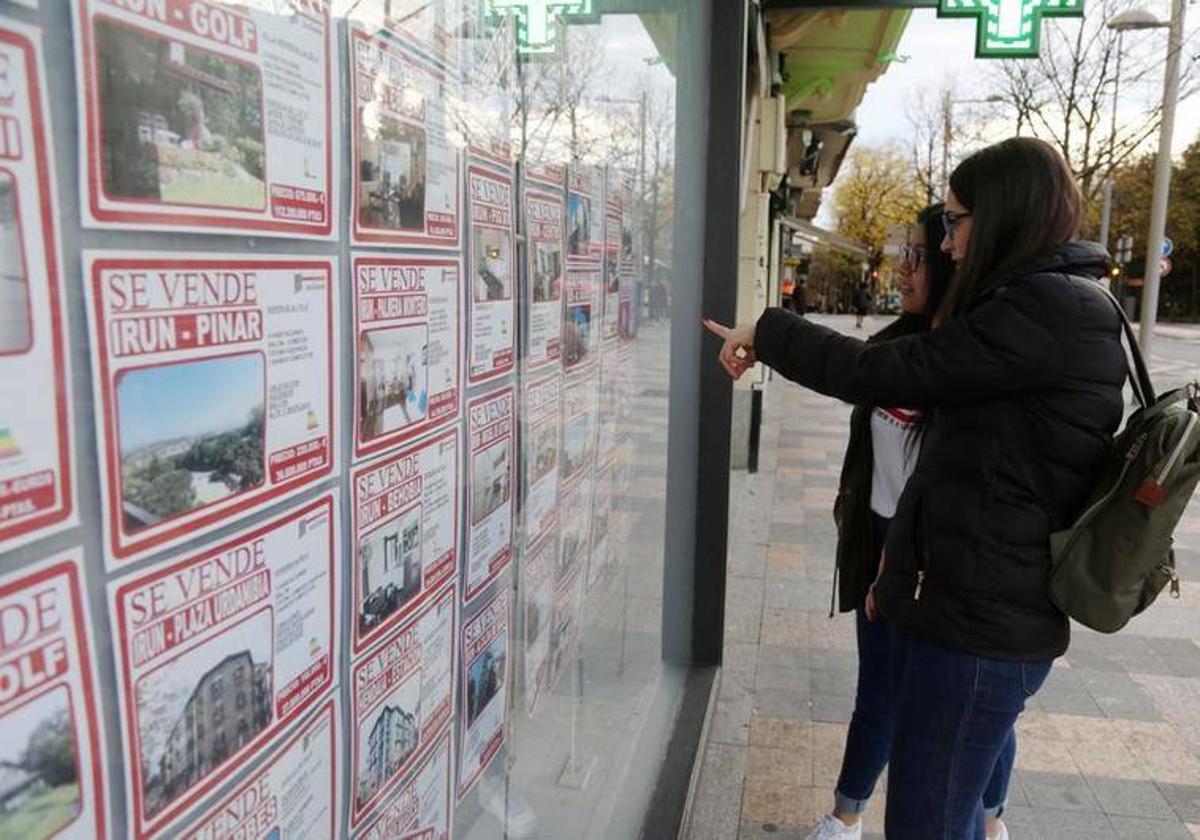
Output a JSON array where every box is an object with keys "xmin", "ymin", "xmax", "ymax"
[
  {"xmin": 884, "ymin": 632, "xmax": 1051, "ymax": 839},
  {"xmin": 834, "ymin": 611, "xmax": 1018, "ymax": 821}
]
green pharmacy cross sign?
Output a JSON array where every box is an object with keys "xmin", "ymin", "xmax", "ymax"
[
  {"xmin": 487, "ymin": 0, "xmax": 595, "ymax": 56},
  {"xmin": 938, "ymin": 0, "xmax": 1085, "ymax": 58}
]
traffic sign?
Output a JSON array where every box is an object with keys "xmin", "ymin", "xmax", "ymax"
[
  {"xmin": 1161, "ymin": 257, "xmax": 1173, "ymax": 278},
  {"xmin": 1162, "ymin": 237, "xmax": 1174, "ymax": 258}
]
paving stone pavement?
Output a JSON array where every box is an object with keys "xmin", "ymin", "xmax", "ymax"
[{"xmin": 687, "ymin": 317, "xmax": 1200, "ymax": 840}]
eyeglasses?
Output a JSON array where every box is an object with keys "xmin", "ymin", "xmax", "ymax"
[
  {"xmin": 901, "ymin": 245, "xmax": 927, "ymax": 269},
  {"xmin": 942, "ymin": 210, "xmax": 972, "ymax": 238}
]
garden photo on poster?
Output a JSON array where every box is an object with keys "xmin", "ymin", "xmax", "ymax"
[
  {"xmin": 116, "ymin": 354, "xmax": 264, "ymax": 534},
  {"xmin": 0, "ymin": 172, "xmax": 31, "ymax": 355},
  {"xmin": 94, "ymin": 20, "xmax": 265, "ymax": 212},
  {"xmin": 134, "ymin": 612, "xmax": 273, "ymax": 819},
  {"xmin": 0, "ymin": 687, "xmax": 82, "ymax": 840}
]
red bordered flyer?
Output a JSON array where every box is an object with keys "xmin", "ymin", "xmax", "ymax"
[
  {"xmin": 178, "ymin": 696, "xmax": 341, "ymax": 840},
  {"xmin": 355, "ymin": 729, "xmax": 452, "ymax": 840},
  {"xmin": 458, "ymin": 589, "xmax": 509, "ymax": 801},
  {"xmin": 72, "ymin": 0, "xmax": 336, "ymax": 238},
  {"xmin": 108, "ymin": 493, "xmax": 341, "ymax": 840},
  {"xmin": 464, "ymin": 386, "xmax": 514, "ymax": 604},
  {"xmin": 0, "ymin": 552, "xmax": 109, "ymax": 840},
  {"xmin": 563, "ymin": 166, "xmax": 602, "ymax": 374},
  {"xmin": 587, "ymin": 461, "xmax": 615, "ymax": 591},
  {"xmin": 350, "ymin": 582, "xmax": 455, "ymax": 831},
  {"xmin": 566, "ymin": 166, "xmax": 604, "ymax": 264},
  {"xmin": 0, "ymin": 22, "xmax": 77, "ymax": 552},
  {"xmin": 520, "ymin": 529, "xmax": 556, "ymax": 716},
  {"xmin": 350, "ymin": 23, "xmax": 461, "ymax": 249},
  {"xmin": 602, "ymin": 203, "xmax": 622, "ymax": 343},
  {"xmin": 467, "ymin": 164, "xmax": 516, "ymax": 383},
  {"xmin": 523, "ymin": 186, "xmax": 564, "ymax": 371},
  {"xmin": 82, "ymin": 252, "xmax": 337, "ymax": 568},
  {"xmin": 521, "ymin": 372, "xmax": 561, "ymax": 549},
  {"xmin": 595, "ymin": 342, "xmax": 622, "ymax": 469},
  {"xmin": 351, "ymin": 427, "xmax": 460, "ymax": 658},
  {"xmin": 353, "ymin": 253, "xmax": 462, "ymax": 462}
]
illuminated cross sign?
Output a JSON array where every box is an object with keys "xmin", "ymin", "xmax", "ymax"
[
  {"xmin": 487, "ymin": 0, "xmax": 594, "ymax": 56},
  {"xmin": 939, "ymin": 0, "xmax": 1084, "ymax": 58}
]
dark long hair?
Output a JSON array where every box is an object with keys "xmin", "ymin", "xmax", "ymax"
[
  {"xmin": 917, "ymin": 202, "xmax": 954, "ymax": 319},
  {"xmin": 947, "ymin": 137, "xmax": 1081, "ymax": 314}
]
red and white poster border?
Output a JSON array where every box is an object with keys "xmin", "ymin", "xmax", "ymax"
[
  {"xmin": 82, "ymin": 251, "xmax": 339, "ymax": 568},
  {"xmin": 464, "ymin": 385, "xmax": 515, "ymax": 604},
  {"xmin": 350, "ymin": 426, "xmax": 461, "ymax": 658},
  {"xmin": 457, "ymin": 588, "xmax": 509, "ymax": 801},
  {"xmin": 466, "ymin": 162, "xmax": 516, "ymax": 385},
  {"xmin": 71, "ymin": 0, "xmax": 337, "ymax": 238},
  {"xmin": 349, "ymin": 23, "xmax": 462, "ymax": 250},
  {"xmin": 0, "ymin": 551, "xmax": 110, "ymax": 840},
  {"xmin": 108, "ymin": 493, "xmax": 341, "ymax": 840},
  {"xmin": 352, "ymin": 252, "xmax": 463, "ymax": 462},
  {"xmin": 178, "ymin": 696, "xmax": 342, "ymax": 840},
  {"xmin": 350, "ymin": 581, "xmax": 457, "ymax": 831},
  {"xmin": 0, "ymin": 22, "xmax": 77, "ymax": 552},
  {"xmin": 354, "ymin": 728, "xmax": 453, "ymax": 840}
]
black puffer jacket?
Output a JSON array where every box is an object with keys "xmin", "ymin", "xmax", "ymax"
[{"xmin": 755, "ymin": 243, "xmax": 1126, "ymax": 661}]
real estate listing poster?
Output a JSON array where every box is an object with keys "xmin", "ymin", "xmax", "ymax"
[
  {"xmin": 73, "ymin": 0, "xmax": 335, "ymax": 237},
  {"xmin": 178, "ymin": 697, "xmax": 341, "ymax": 840},
  {"xmin": 562, "ymin": 265, "xmax": 599, "ymax": 373},
  {"xmin": 595, "ymin": 343, "xmax": 622, "ymax": 469},
  {"xmin": 458, "ymin": 589, "xmax": 509, "ymax": 801},
  {"xmin": 350, "ymin": 24, "xmax": 460, "ymax": 249},
  {"xmin": 0, "ymin": 553, "xmax": 108, "ymax": 840},
  {"xmin": 83, "ymin": 252, "xmax": 337, "ymax": 567},
  {"xmin": 523, "ymin": 186, "xmax": 564, "ymax": 370},
  {"xmin": 465, "ymin": 386, "xmax": 514, "ymax": 604},
  {"xmin": 616, "ymin": 175, "xmax": 638, "ymax": 340},
  {"xmin": 355, "ymin": 729, "xmax": 452, "ymax": 840},
  {"xmin": 453, "ymin": 13, "xmax": 513, "ymax": 169},
  {"xmin": 353, "ymin": 254, "xmax": 461, "ymax": 462},
  {"xmin": 351, "ymin": 427, "xmax": 459, "ymax": 658},
  {"xmin": 350, "ymin": 582, "xmax": 455, "ymax": 830},
  {"xmin": 0, "ymin": 22, "xmax": 76, "ymax": 552},
  {"xmin": 566, "ymin": 166, "xmax": 604, "ymax": 265},
  {"xmin": 520, "ymin": 530, "xmax": 555, "ymax": 716},
  {"xmin": 467, "ymin": 164, "xmax": 516, "ymax": 383},
  {"xmin": 560, "ymin": 373, "xmax": 597, "ymax": 491},
  {"xmin": 521, "ymin": 373, "xmax": 560, "ymax": 549},
  {"xmin": 108, "ymin": 493, "xmax": 340, "ymax": 840},
  {"xmin": 547, "ymin": 558, "xmax": 584, "ymax": 696},
  {"xmin": 603, "ymin": 204, "xmax": 622, "ymax": 343}
]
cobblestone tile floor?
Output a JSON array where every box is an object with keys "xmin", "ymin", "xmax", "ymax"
[{"xmin": 687, "ymin": 316, "xmax": 1200, "ymax": 840}]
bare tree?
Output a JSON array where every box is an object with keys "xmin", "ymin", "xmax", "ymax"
[{"xmin": 987, "ymin": 0, "xmax": 1198, "ymax": 217}]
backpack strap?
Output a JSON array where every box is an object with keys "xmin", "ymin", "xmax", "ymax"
[{"xmin": 1094, "ymin": 283, "xmax": 1157, "ymax": 408}]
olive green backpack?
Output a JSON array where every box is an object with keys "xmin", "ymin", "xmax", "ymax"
[{"xmin": 1046, "ymin": 290, "xmax": 1200, "ymax": 633}]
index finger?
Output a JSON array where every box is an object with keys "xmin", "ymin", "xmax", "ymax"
[{"xmin": 702, "ymin": 318, "xmax": 732, "ymax": 340}]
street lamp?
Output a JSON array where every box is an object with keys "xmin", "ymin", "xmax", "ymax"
[
  {"xmin": 1099, "ymin": 8, "xmax": 1172, "ymax": 254},
  {"xmin": 1106, "ymin": 3, "xmax": 1183, "ymax": 357},
  {"xmin": 941, "ymin": 94, "xmax": 1007, "ymax": 196}
]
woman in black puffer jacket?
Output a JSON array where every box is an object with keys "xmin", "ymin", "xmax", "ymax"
[{"xmin": 705, "ymin": 137, "xmax": 1126, "ymax": 839}]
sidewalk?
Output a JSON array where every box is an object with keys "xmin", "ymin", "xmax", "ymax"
[
  {"xmin": 1155, "ymin": 323, "xmax": 1200, "ymax": 343},
  {"xmin": 686, "ymin": 320, "xmax": 1200, "ymax": 840}
]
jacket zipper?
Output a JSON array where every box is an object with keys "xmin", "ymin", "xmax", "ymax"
[{"xmin": 913, "ymin": 570, "xmax": 925, "ymax": 601}]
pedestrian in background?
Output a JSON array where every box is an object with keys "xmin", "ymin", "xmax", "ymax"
[
  {"xmin": 853, "ymin": 281, "xmax": 871, "ymax": 328},
  {"xmin": 705, "ymin": 137, "xmax": 1126, "ymax": 839}
]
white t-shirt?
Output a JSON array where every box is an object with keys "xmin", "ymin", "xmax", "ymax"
[{"xmin": 870, "ymin": 407, "xmax": 924, "ymax": 518}]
